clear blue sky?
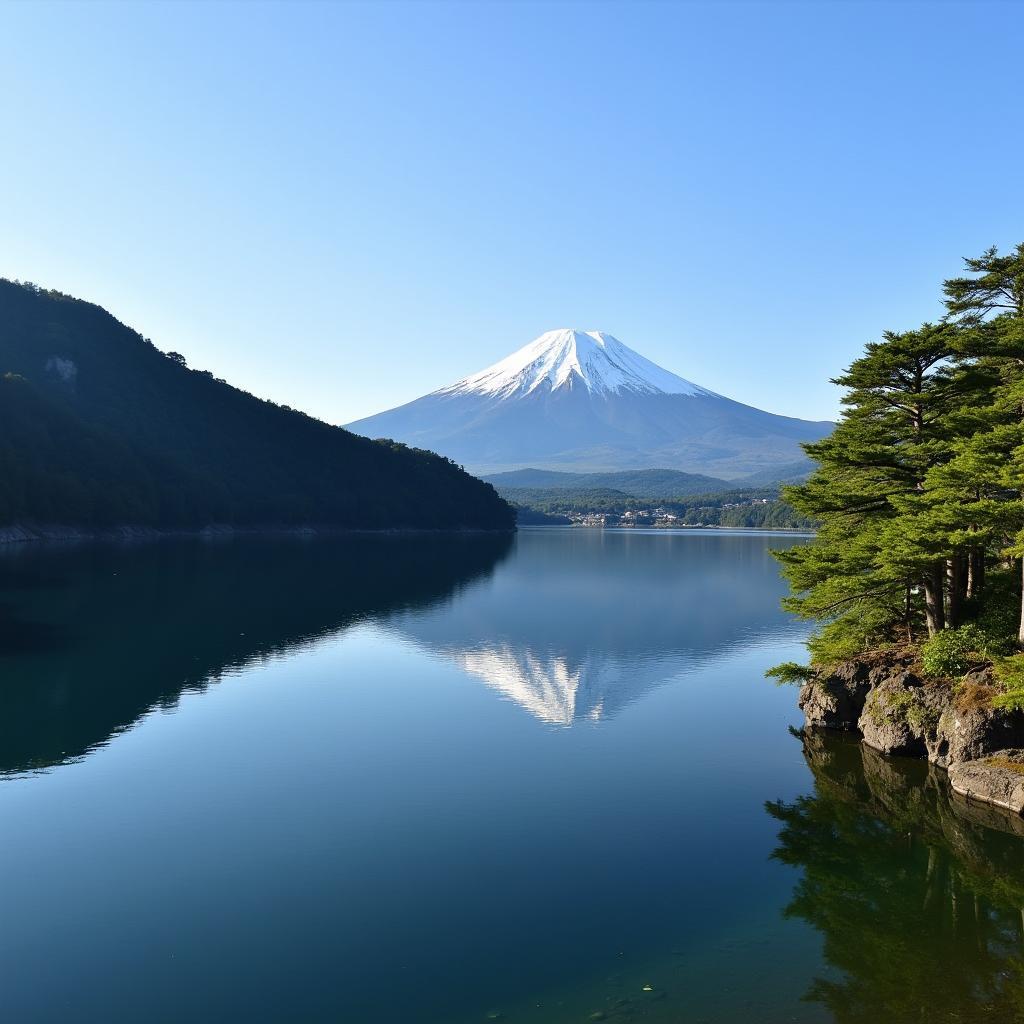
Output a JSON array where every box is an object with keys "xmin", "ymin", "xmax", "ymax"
[{"xmin": 2, "ymin": 1, "xmax": 1022, "ymax": 424}]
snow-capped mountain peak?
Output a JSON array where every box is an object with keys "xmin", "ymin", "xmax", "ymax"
[
  {"xmin": 346, "ymin": 326, "xmax": 832, "ymax": 477},
  {"xmin": 438, "ymin": 328, "xmax": 717, "ymax": 400}
]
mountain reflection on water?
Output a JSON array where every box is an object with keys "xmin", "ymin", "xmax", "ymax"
[
  {"xmin": 6, "ymin": 528, "xmax": 1024, "ymax": 1023},
  {"xmin": 0, "ymin": 533, "xmax": 513, "ymax": 774},
  {"xmin": 770, "ymin": 731, "xmax": 1024, "ymax": 1023},
  {"xmin": 389, "ymin": 527, "xmax": 809, "ymax": 724},
  {"xmin": 0, "ymin": 528, "xmax": 822, "ymax": 1024},
  {"xmin": 0, "ymin": 529, "xmax": 808, "ymax": 771}
]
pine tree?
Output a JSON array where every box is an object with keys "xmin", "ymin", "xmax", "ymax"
[
  {"xmin": 775, "ymin": 241, "xmax": 1024, "ymax": 669},
  {"xmin": 777, "ymin": 324, "xmax": 964, "ymax": 656},
  {"xmin": 943, "ymin": 244, "xmax": 1024, "ymax": 644}
]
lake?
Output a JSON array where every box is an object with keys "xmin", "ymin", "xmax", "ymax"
[{"xmin": 1, "ymin": 528, "xmax": 1023, "ymax": 1023}]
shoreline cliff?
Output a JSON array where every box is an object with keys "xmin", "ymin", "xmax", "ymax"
[{"xmin": 799, "ymin": 649, "xmax": 1024, "ymax": 818}]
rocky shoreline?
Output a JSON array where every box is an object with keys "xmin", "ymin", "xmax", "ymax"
[{"xmin": 799, "ymin": 650, "xmax": 1024, "ymax": 818}]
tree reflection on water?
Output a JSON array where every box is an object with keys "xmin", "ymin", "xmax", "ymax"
[{"xmin": 768, "ymin": 731, "xmax": 1024, "ymax": 1023}]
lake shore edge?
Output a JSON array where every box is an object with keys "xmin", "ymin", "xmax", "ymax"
[
  {"xmin": 518, "ymin": 523, "xmax": 816, "ymax": 534},
  {"xmin": 799, "ymin": 649, "xmax": 1024, "ymax": 820},
  {"xmin": 0, "ymin": 522, "xmax": 516, "ymax": 546}
]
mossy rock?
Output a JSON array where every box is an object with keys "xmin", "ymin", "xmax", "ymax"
[{"xmin": 949, "ymin": 750, "xmax": 1024, "ymax": 815}]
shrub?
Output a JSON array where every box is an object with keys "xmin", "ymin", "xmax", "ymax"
[
  {"xmin": 976, "ymin": 602, "xmax": 1019, "ymax": 658},
  {"xmin": 920, "ymin": 624, "xmax": 989, "ymax": 678},
  {"xmin": 993, "ymin": 655, "xmax": 1024, "ymax": 711}
]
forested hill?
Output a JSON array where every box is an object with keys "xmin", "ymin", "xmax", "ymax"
[
  {"xmin": 0, "ymin": 280, "xmax": 514, "ymax": 532},
  {"xmin": 481, "ymin": 468, "xmax": 732, "ymax": 495}
]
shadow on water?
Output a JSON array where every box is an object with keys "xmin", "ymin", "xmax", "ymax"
[
  {"xmin": 0, "ymin": 533, "xmax": 512, "ymax": 775},
  {"xmin": 768, "ymin": 730, "xmax": 1024, "ymax": 1023}
]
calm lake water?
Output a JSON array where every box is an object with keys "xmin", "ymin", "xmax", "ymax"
[{"xmin": 2, "ymin": 528, "xmax": 1023, "ymax": 1023}]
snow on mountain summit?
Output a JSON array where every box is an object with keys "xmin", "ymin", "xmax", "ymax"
[
  {"xmin": 345, "ymin": 327, "xmax": 832, "ymax": 477},
  {"xmin": 439, "ymin": 329, "xmax": 717, "ymax": 400}
]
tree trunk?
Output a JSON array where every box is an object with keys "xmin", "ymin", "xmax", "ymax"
[
  {"xmin": 967, "ymin": 548, "xmax": 984, "ymax": 600},
  {"xmin": 924, "ymin": 562, "xmax": 946, "ymax": 636},
  {"xmin": 946, "ymin": 558, "xmax": 962, "ymax": 631},
  {"xmin": 1018, "ymin": 557, "xmax": 1024, "ymax": 649}
]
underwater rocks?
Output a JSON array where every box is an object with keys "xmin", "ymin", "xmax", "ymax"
[{"xmin": 799, "ymin": 654, "xmax": 1024, "ymax": 817}]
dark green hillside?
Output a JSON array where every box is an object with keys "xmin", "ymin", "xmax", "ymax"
[
  {"xmin": 500, "ymin": 487, "xmax": 635, "ymax": 507},
  {"xmin": 0, "ymin": 280, "xmax": 513, "ymax": 531},
  {"xmin": 0, "ymin": 532, "xmax": 512, "ymax": 773}
]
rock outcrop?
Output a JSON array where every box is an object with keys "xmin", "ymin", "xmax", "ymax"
[
  {"xmin": 858, "ymin": 673, "xmax": 944, "ymax": 758},
  {"xmin": 949, "ymin": 751, "xmax": 1024, "ymax": 815},
  {"xmin": 797, "ymin": 660, "xmax": 874, "ymax": 730},
  {"xmin": 799, "ymin": 652, "xmax": 1024, "ymax": 818}
]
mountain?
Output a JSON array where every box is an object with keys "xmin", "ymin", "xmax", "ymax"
[
  {"xmin": 346, "ymin": 328, "xmax": 833, "ymax": 477},
  {"xmin": 0, "ymin": 280, "xmax": 513, "ymax": 532},
  {"xmin": 736, "ymin": 459, "xmax": 817, "ymax": 486},
  {"xmin": 481, "ymin": 467, "xmax": 732, "ymax": 497}
]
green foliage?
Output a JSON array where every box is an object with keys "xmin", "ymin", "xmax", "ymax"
[
  {"xmin": 906, "ymin": 699, "xmax": 940, "ymax": 734},
  {"xmin": 765, "ymin": 661, "xmax": 815, "ymax": 685},
  {"xmin": 775, "ymin": 242, "xmax": 1024, "ymax": 666},
  {"xmin": 799, "ymin": 599, "xmax": 904, "ymax": 668},
  {"xmin": 884, "ymin": 688, "xmax": 917, "ymax": 713},
  {"xmin": 974, "ymin": 576, "xmax": 1020, "ymax": 657},
  {"xmin": 920, "ymin": 625, "xmax": 989, "ymax": 677},
  {"xmin": 0, "ymin": 280, "xmax": 515, "ymax": 531},
  {"xmin": 993, "ymin": 655, "xmax": 1024, "ymax": 711},
  {"xmin": 806, "ymin": 628, "xmax": 873, "ymax": 667}
]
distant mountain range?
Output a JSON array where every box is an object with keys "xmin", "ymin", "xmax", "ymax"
[
  {"xmin": 0, "ymin": 280, "xmax": 512, "ymax": 533},
  {"xmin": 482, "ymin": 467, "xmax": 731, "ymax": 495},
  {"xmin": 482, "ymin": 465, "xmax": 814, "ymax": 495},
  {"xmin": 347, "ymin": 328, "xmax": 832, "ymax": 477}
]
